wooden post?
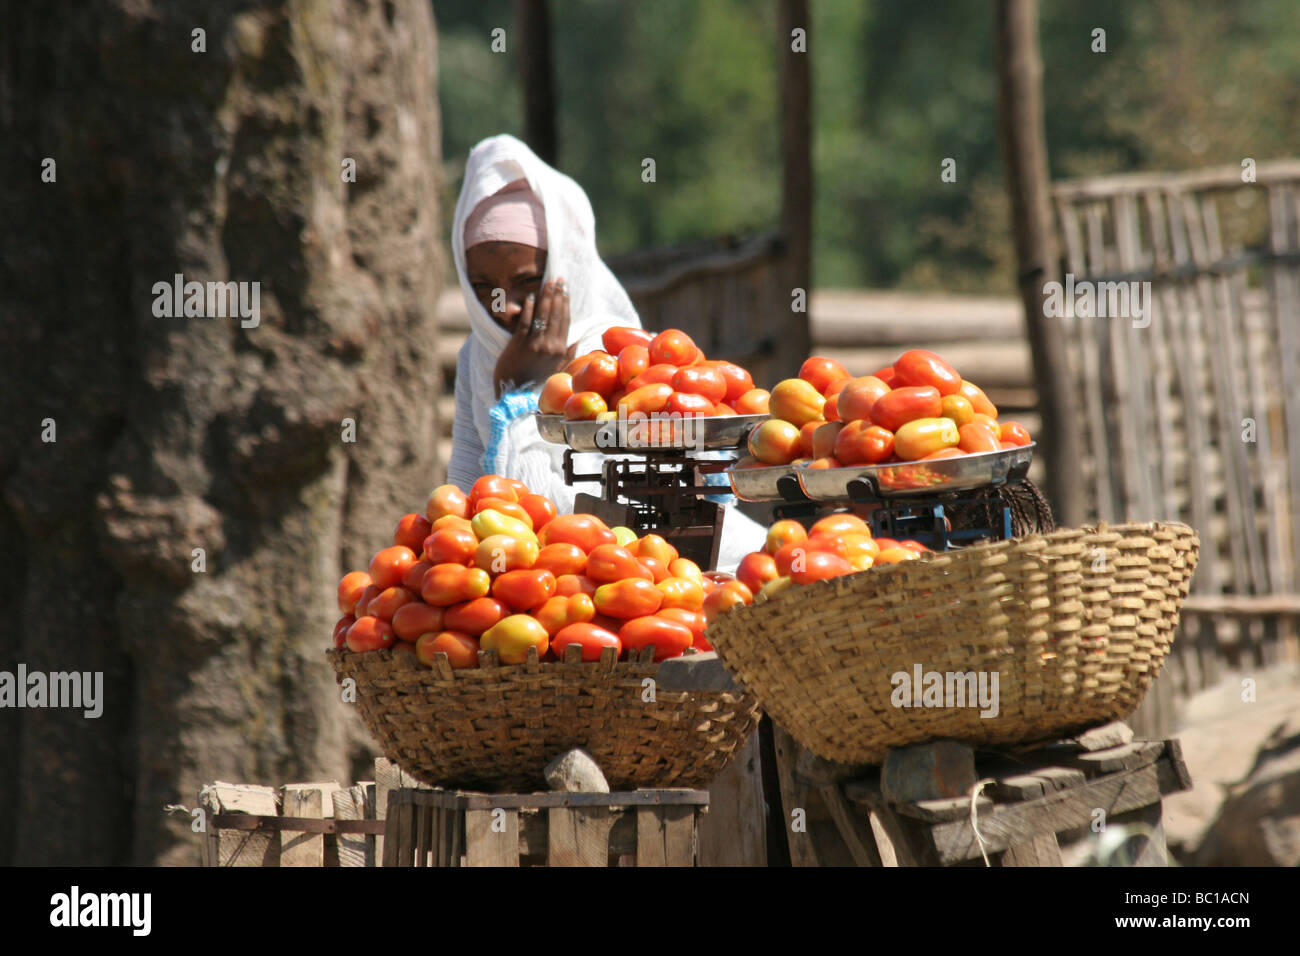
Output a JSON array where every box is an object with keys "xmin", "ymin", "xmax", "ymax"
[
  {"xmin": 994, "ymin": 0, "xmax": 1084, "ymax": 526},
  {"xmin": 697, "ymin": 731, "xmax": 768, "ymax": 865},
  {"xmin": 516, "ymin": 0, "xmax": 558, "ymax": 166},
  {"xmin": 776, "ymin": 0, "xmax": 814, "ymax": 381}
]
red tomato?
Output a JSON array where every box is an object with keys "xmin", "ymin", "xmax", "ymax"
[
  {"xmin": 999, "ymin": 421, "xmax": 1032, "ymax": 446},
  {"xmin": 715, "ymin": 363, "xmax": 755, "ymax": 403},
  {"xmin": 666, "ymin": 391, "xmax": 715, "ymax": 416},
  {"xmin": 671, "ymin": 366, "xmax": 727, "ymax": 404},
  {"xmin": 534, "ymin": 594, "xmax": 596, "ymax": 636},
  {"xmin": 797, "ymin": 420, "xmax": 825, "ymax": 458},
  {"xmin": 346, "ymin": 616, "xmax": 396, "ymax": 652},
  {"xmin": 443, "ymin": 597, "xmax": 508, "ymax": 636},
  {"xmin": 894, "ymin": 417, "xmax": 960, "ymax": 461},
  {"xmin": 421, "ymin": 564, "xmax": 492, "ymax": 607},
  {"xmin": 821, "ymin": 378, "xmax": 849, "ymax": 422},
  {"xmin": 899, "ymin": 540, "xmax": 929, "ymax": 553},
  {"xmin": 615, "ymin": 383, "xmax": 671, "ymax": 417},
  {"xmin": 834, "ymin": 421, "xmax": 895, "ymax": 465},
  {"xmin": 637, "ymin": 555, "xmax": 669, "ymax": 583},
  {"xmin": 602, "ymin": 326, "xmax": 653, "ymax": 354},
  {"xmin": 616, "ymin": 344, "xmax": 650, "ymax": 385},
  {"xmin": 748, "ymin": 419, "xmax": 801, "ymax": 465},
  {"xmin": 809, "ymin": 513, "xmax": 871, "ymax": 537},
  {"xmin": 474, "ymin": 496, "xmax": 534, "ymax": 528},
  {"xmin": 563, "ymin": 391, "xmax": 607, "ymax": 421},
  {"xmin": 656, "ymin": 607, "xmax": 711, "ymax": 650},
  {"xmin": 354, "ymin": 584, "xmax": 380, "ymax": 617},
  {"xmin": 939, "ymin": 394, "xmax": 975, "ymax": 427},
  {"xmin": 626, "ymin": 363, "xmax": 680, "ymax": 391},
  {"xmin": 573, "ymin": 351, "xmax": 620, "ymax": 397},
  {"xmin": 765, "ymin": 520, "xmax": 807, "ymax": 556},
  {"xmin": 667, "ymin": 558, "xmax": 702, "ymax": 583},
  {"xmin": 799, "ymin": 356, "xmax": 850, "ymax": 393},
  {"xmin": 517, "ymin": 493, "xmax": 557, "ymax": 532},
  {"xmin": 893, "ymin": 349, "xmax": 961, "ymax": 396},
  {"xmin": 425, "ymin": 484, "xmax": 470, "ymax": 522},
  {"xmin": 423, "ymin": 526, "xmax": 478, "ymax": 566},
  {"xmin": 403, "ymin": 560, "xmax": 433, "ymax": 591},
  {"xmin": 618, "ymin": 616, "xmax": 694, "ymax": 661},
  {"xmin": 337, "ymin": 571, "xmax": 372, "ymax": 614},
  {"xmin": 702, "ymin": 580, "xmax": 754, "ymax": 620},
  {"xmin": 416, "ymin": 630, "xmax": 479, "ymax": 669},
  {"xmin": 958, "ymin": 422, "xmax": 1000, "ymax": 454},
  {"xmin": 871, "ymin": 366, "xmax": 897, "ymax": 386},
  {"xmin": 959, "ymin": 380, "xmax": 999, "ymax": 418},
  {"xmin": 539, "ymin": 514, "xmax": 617, "ymax": 552},
  {"xmin": 792, "ymin": 551, "xmax": 854, "ymax": 584},
  {"xmin": 534, "ymin": 542, "xmax": 587, "ymax": 577},
  {"xmin": 586, "ymin": 544, "xmax": 652, "ymax": 583},
  {"xmin": 593, "ymin": 578, "xmax": 664, "ymax": 619},
  {"xmin": 481, "ymin": 614, "xmax": 550, "ymax": 664},
  {"xmin": 835, "ymin": 376, "xmax": 891, "ymax": 424},
  {"xmin": 555, "ymin": 573, "xmax": 598, "ymax": 597},
  {"xmin": 369, "ymin": 546, "xmax": 418, "ymax": 590},
  {"xmin": 491, "ymin": 568, "xmax": 557, "ymax": 612},
  {"xmin": 714, "ymin": 403, "xmax": 737, "ymax": 416},
  {"xmin": 391, "ymin": 602, "xmax": 445, "ymax": 642},
  {"xmin": 551, "ymin": 622, "xmax": 622, "ymax": 661},
  {"xmin": 367, "ymin": 586, "xmax": 414, "ymax": 621},
  {"xmin": 333, "ymin": 614, "xmax": 356, "ymax": 648},
  {"xmin": 734, "ymin": 388, "xmax": 770, "ymax": 415},
  {"xmin": 469, "ymin": 475, "xmax": 517, "ymax": 508},
  {"xmin": 736, "ymin": 552, "xmax": 779, "ymax": 595},
  {"xmin": 869, "ymin": 386, "xmax": 942, "ymax": 431},
  {"xmin": 636, "ymin": 534, "xmax": 679, "ymax": 566},
  {"xmin": 769, "ymin": 378, "xmax": 826, "ymax": 427},
  {"xmin": 657, "ymin": 576, "xmax": 705, "ymax": 611},
  {"xmin": 648, "ymin": 329, "xmax": 698, "ymax": 367},
  {"xmin": 393, "ymin": 513, "xmax": 432, "ymax": 554},
  {"xmin": 539, "ymin": 372, "xmax": 574, "ymax": 415}
]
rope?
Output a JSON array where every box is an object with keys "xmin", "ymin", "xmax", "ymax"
[{"xmin": 968, "ymin": 777, "xmax": 997, "ymax": 867}]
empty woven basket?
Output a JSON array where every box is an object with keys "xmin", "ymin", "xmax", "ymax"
[
  {"xmin": 705, "ymin": 522, "xmax": 1199, "ymax": 765},
  {"xmin": 326, "ymin": 645, "xmax": 761, "ymax": 791}
]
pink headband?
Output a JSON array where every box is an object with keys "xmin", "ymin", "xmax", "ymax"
[{"xmin": 463, "ymin": 179, "xmax": 547, "ymax": 250}]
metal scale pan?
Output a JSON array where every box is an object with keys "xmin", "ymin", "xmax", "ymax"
[
  {"xmin": 795, "ymin": 443, "xmax": 1035, "ymax": 501},
  {"xmin": 536, "ymin": 413, "xmax": 766, "ymax": 453}
]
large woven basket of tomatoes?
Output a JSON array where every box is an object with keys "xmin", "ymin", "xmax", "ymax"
[
  {"xmin": 706, "ymin": 518, "xmax": 1200, "ymax": 766},
  {"xmin": 326, "ymin": 475, "xmax": 761, "ymax": 792}
]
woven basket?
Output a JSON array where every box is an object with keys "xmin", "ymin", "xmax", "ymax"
[
  {"xmin": 705, "ymin": 522, "xmax": 1199, "ymax": 765},
  {"xmin": 326, "ymin": 646, "xmax": 761, "ymax": 791}
]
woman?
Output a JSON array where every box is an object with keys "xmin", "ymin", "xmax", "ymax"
[{"xmin": 446, "ymin": 134, "xmax": 764, "ymax": 568}]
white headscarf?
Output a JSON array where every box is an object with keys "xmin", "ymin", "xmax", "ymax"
[{"xmin": 451, "ymin": 134, "xmax": 642, "ymax": 448}]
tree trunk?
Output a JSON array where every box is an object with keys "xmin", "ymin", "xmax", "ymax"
[
  {"xmin": 995, "ymin": 0, "xmax": 1084, "ymax": 526},
  {"xmin": 0, "ymin": 0, "xmax": 444, "ymax": 865},
  {"xmin": 776, "ymin": 0, "xmax": 814, "ymax": 381},
  {"xmin": 516, "ymin": 0, "xmax": 558, "ymax": 167}
]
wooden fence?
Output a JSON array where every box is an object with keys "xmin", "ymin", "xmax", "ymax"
[{"xmin": 1051, "ymin": 160, "xmax": 1300, "ymax": 728}]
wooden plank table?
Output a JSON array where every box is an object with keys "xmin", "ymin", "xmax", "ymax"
[{"xmin": 792, "ymin": 727, "xmax": 1192, "ymax": 867}]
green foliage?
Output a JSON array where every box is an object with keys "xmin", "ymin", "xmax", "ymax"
[{"xmin": 436, "ymin": 0, "xmax": 1300, "ymax": 292}]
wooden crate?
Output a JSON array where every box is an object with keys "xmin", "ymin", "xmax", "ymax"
[
  {"xmin": 198, "ymin": 759, "xmax": 426, "ymax": 866},
  {"xmin": 383, "ymin": 788, "xmax": 710, "ymax": 867}
]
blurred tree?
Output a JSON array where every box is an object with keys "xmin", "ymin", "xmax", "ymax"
[
  {"xmin": 0, "ymin": 0, "xmax": 444, "ymax": 864},
  {"xmin": 436, "ymin": 0, "xmax": 1300, "ymax": 292}
]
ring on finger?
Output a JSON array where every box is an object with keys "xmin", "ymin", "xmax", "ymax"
[{"xmin": 531, "ymin": 318, "xmax": 548, "ymax": 333}]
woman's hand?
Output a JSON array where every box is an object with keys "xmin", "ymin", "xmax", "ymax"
[{"xmin": 493, "ymin": 277, "xmax": 578, "ymax": 395}]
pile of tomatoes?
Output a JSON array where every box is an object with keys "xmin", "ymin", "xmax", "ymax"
[
  {"xmin": 539, "ymin": 327, "xmax": 770, "ymax": 421},
  {"xmin": 725, "ymin": 514, "xmax": 932, "ymax": 605},
  {"xmin": 746, "ymin": 350, "xmax": 1032, "ymax": 467},
  {"xmin": 333, "ymin": 474, "xmax": 754, "ymax": 668}
]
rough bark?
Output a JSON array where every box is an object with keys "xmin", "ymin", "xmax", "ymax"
[
  {"xmin": 995, "ymin": 0, "xmax": 1084, "ymax": 526},
  {"xmin": 0, "ymin": 0, "xmax": 444, "ymax": 865}
]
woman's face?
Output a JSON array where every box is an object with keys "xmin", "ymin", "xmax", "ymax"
[{"xmin": 465, "ymin": 241, "xmax": 548, "ymax": 334}]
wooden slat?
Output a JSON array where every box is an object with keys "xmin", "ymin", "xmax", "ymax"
[
  {"xmin": 816, "ymin": 784, "xmax": 883, "ymax": 866},
  {"xmin": 1002, "ymin": 832, "xmax": 1063, "ymax": 866},
  {"xmin": 696, "ymin": 730, "xmax": 767, "ymax": 866},
  {"xmin": 466, "ymin": 809, "xmax": 519, "ymax": 867},
  {"xmin": 1052, "ymin": 160, "xmax": 1300, "ymax": 201},
  {"xmin": 279, "ymin": 785, "xmax": 328, "ymax": 867},
  {"xmin": 1268, "ymin": 185, "xmax": 1300, "ymax": 597},
  {"xmin": 200, "ymin": 783, "xmax": 280, "ymax": 867},
  {"xmin": 549, "ymin": 806, "xmax": 615, "ymax": 867},
  {"xmin": 332, "ymin": 784, "xmax": 370, "ymax": 868}
]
